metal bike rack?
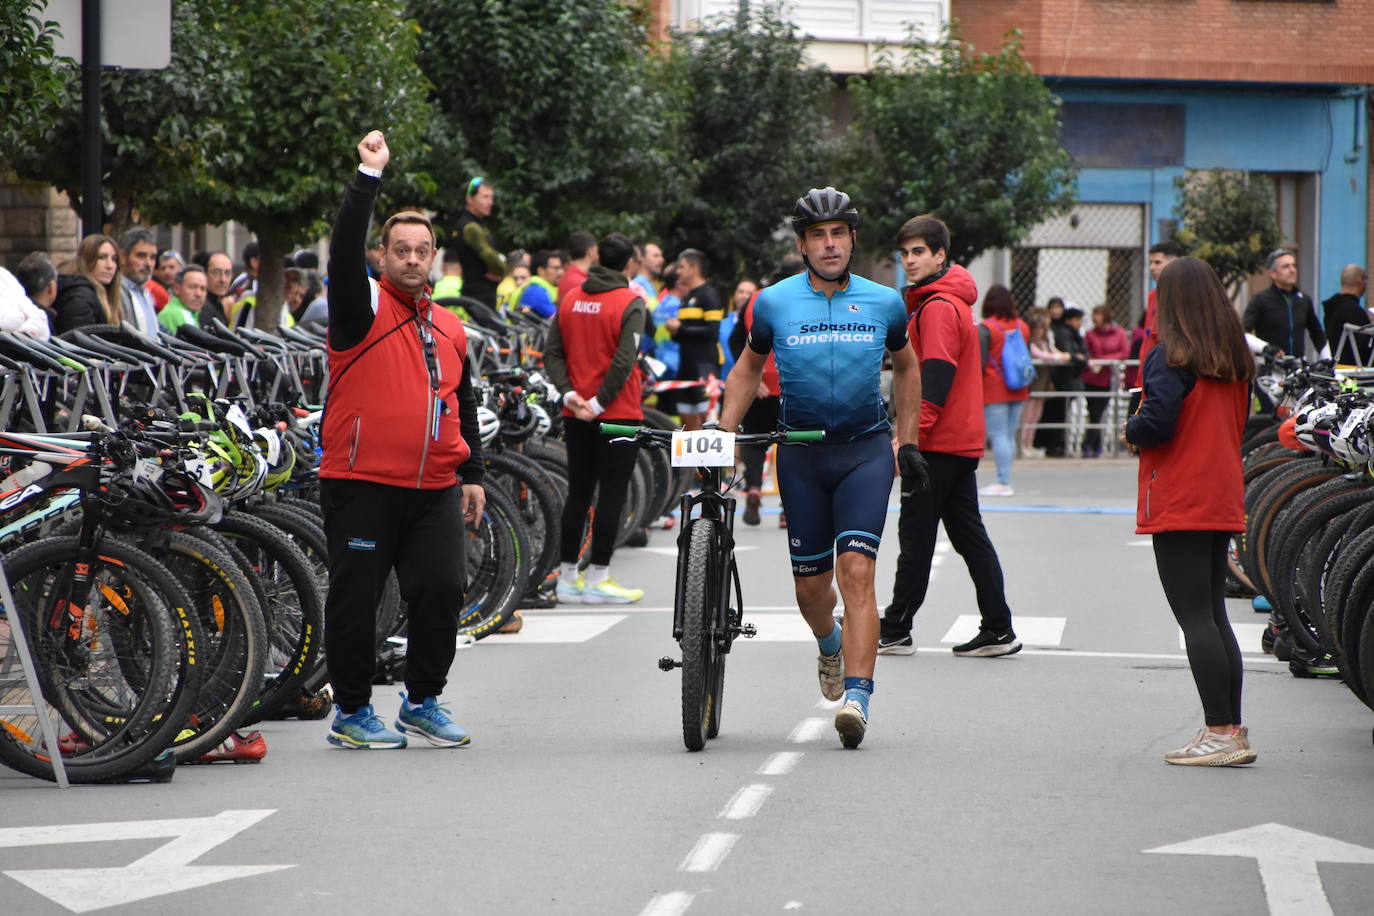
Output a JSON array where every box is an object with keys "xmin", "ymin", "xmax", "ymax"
[{"xmin": 0, "ymin": 560, "xmax": 71, "ymax": 787}]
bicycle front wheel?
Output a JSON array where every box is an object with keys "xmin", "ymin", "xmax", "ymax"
[{"xmin": 680, "ymin": 520, "xmax": 720, "ymax": 751}]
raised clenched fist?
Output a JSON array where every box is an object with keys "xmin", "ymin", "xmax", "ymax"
[{"xmin": 357, "ymin": 130, "xmax": 389, "ymax": 171}]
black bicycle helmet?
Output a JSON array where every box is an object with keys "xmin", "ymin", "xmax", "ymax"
[{"xmin": 791, "ymin": 187, "xmax": 860, "ymax": 236}]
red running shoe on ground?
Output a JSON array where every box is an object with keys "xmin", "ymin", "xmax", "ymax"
[{"xmin": 188, "ymin": 730, "xmax": 267, "ymax": 764}]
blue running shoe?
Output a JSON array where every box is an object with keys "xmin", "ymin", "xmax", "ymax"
[
  {"xmin": 327, "ymin": 704, "xmax": 407, "ymax": 749},
  {"xmin": 395, "ymin": 693, "xmax": 470, "ymax": 748}
]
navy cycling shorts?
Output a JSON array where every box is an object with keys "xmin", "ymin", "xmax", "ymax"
[{"xmin": 775, "ymin": 431, "xmax": 895, "ymax": 577}]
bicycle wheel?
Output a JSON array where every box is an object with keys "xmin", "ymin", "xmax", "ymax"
[
  {"xmin": 451, "ymin": 483, "xmax": 532, "ymax": 638},
  {"xmin": 705, "ymin": 554, "xmax": 739, "ymax": 741},
  {"xmin": 248, "ymin": 503, "xmax": 331, "ymax": 692},
  {"xmin": 486, "ymin": 451, "xmax": 561, "ymax": 591},
  {"xmin": 0, "ymin": 537, "xmax": 195, "ymax": 783},
  {"xmin": 680, "ymin": 519, "xmax": 719, "ymax": 752},
  {"xmin": 215, "ymin": 513, "xmax": 323, "ymax": 721},
  {"xmin": 157, "ymin": 529, "xmax": 269, "ymax": 760}
]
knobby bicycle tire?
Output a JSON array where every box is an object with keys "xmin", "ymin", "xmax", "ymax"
[
  {"xmin": 215, "ymin": 512, "xmax": 323, "ymax": 721},
  {"xmin": 158, "ymin": 529, "xmax": 269, "ymax": 760},
  {"xmin": 680, "ymin": 519, "xmax": 718, "ymax": 752},
  {"xmin": 0, "ymin": 537, "xmax": 194, "ymax": 782},
  {"xmin": 455, "ymin": 482, "xmax": 532, "ymax": 638},
  {"xmin": 486, "ymin": 451, "xmax": 561, "ymax": 591}
]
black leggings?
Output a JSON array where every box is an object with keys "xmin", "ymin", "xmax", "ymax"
[
  {"xmin": 1152, "ymin": 530, "xmax": 1243, "ymax": 726},
  {"xmin": 560, "ymin": 415, "xmax": 641, "ymax": 567}
]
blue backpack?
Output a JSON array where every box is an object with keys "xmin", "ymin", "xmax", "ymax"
[{"xmin": 997, "ymin": 325, "xmax": 1035, "ymax": 390}]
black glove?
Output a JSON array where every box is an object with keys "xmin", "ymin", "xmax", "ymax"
[
  {"xmin": 897, "ymin": 444, "xmax": 930, "ymax": 497},
  {"xmin": 1262, "ymin": 344, "xmax": 1282, "ymax": 359}
]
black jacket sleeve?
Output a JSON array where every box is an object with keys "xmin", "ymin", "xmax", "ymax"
[
  {"xmin": 595, "ymin": 299, "xmax": 646, "ymax": 407},
  {"xmin": 53, "ymin": 278, "xmax": 104, "ymax": 334},
  {"xmin": 1306, "ymin": 299, "xmax": 1328, "ymax": 352},
  {"xmin": 455, "ymin": 364, "xmax": 484, "ymax": 486},
  {"xmin": 728, "ymin": 309, "xmax": 749, "ymax": 360},
  {"xmin": 327, "ymin": 171, "xmax": 382, "ymax": 351},
  {"xmin": 1125, "ymin": 347, "xmax": 1196, "ymax": 448},
  {"xmin": 543, "ymin": 314, "xmax": 570, "ymax": 394}
]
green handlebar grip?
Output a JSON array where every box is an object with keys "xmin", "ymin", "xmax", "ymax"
[
  {"xmin": 784, "ymin": 430, "xmax": 825, "ymax": 442},
  {"xmin": 600, "ymin": 423, "xmax": 641, "ymax": 436}
]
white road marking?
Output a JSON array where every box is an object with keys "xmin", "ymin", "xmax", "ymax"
[
  {"xmin": 784, "ymin": 903, "xmax": 803, "ymax": 910},
  {"xmin": 520, "ymin": 605, "xmax": 797, "ymax": 615},
  {"xmin": 1145, "ymin": 823, "xmax": 1374, "ymax": 916},
  {"xmin": 639, "ymin": 892, "xmax": 695, "ymax": 916},
  {"xmin": 719, "ymin": 784, "xmax": 774, "ymax": 820},
  {"xmin": 679, "ymin": 833, "xmax": 739, "ymax": 873},
  {"xmin": 934, "ymin": 540, "xmax": 951, "ymax": 555},
  {"xmin": 930, "ymin": 554, "xmax": 945, "ymax": 567},
  {"xmin": 1128, "ymin": 539, "xmax": 1153, "ymax": 547},
  {"xmin": 749, "ymin": 614, "xmax": 818, "ymax": 642},
  {"xmin": 480, "ymin": 614, "xmax": 625, "ymax": 643},
  {"xmin": 941, "ymin": 615, "xmax": 1066, "ymax": 646},
  {"xmin": 1178, "ymin": 622, "xmax": 1268, "ymax": 654},
  {"xmin": 1016, "ymin": 648, "xmax": 1283, "ymax": 664},
  {"xmin": 814, "ymin": 698, "xmax": 841, "ymax": 710},
  {"xmin": 0, "ymin": 810, "xmax": 291, "ymax": 913},
  {"xmin": 758, "ymin": 752, "xmax": 804, "ymax": 776},
  {"xmin": 788, "ymin": 718, "xmax": 830, "ymax": 743}
]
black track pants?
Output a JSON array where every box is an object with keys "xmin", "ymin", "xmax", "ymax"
[
  {"xmin": 321, "ymin": 479, "xmax": 467, "ymax": 711},
  {"xmin": 739, "ymin": 395, "xmax": 780, "ymax": 491},
  {"xmin": 881, "ymin": 451, "xmax": 1013, "ymax": 637},
  {"xmin": 559, "ymin": 416, "xmax": 641, "ymax": 567},
  {"xmin": 1152, "ymin": 530, "xmax": 1243, "ymax": 726}
]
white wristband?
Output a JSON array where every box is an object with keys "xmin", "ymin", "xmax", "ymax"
[{"xmin": 358, "ymin": 166, "xmax": 384, "ymax": 179}]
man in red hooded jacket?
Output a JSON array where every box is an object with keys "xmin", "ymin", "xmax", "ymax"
[{"xmin": 878, "ymin": 215, "xmax": 1022, "ymax": 658}]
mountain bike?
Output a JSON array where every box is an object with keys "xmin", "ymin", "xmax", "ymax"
[{"xmin": 601, "ymin": 423, "xmax": 822, "ymax": 751}]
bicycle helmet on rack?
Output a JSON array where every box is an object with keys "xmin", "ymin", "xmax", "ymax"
[
  {"xmin": 528, "ymin": 403, "xmax": 552, "ymax": 438},
  {"xmin": 791, "ymin": 187, "xmax": 860, "ymax": 236},
  {"xmin": 476, "ymin": 406, "xmax": 501, "ymax": 447}
]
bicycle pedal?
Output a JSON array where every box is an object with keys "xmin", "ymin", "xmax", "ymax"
[
  {"xmin": 657, "ymin": 656, "xmax": 681, "ymax": 671},
  {"xmin": 737, "ymin": 623, "xmax": 757, "ymax": 638}
]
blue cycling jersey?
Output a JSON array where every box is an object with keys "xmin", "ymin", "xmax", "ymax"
[{"xmin": 748, "ymin": 272, "xmax": 908, "ymax": 441}]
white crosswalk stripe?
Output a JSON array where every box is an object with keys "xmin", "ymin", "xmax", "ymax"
[
  {"xmin": 940, "ymin": 615, "xmax": 1066, "ymax": 647},
  {"xmin": 1179, "ymin": 622, "xmax": 1269, "ymax": 654}
]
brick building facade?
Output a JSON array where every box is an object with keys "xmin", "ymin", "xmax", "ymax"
[{"xmin": 955, "ymin": 0, "xmax": 1374, "ymax": 85}]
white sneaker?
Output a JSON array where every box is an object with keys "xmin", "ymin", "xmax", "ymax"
[
  {"xmin": 834, "ymin": 699, "xmax": 867, "ymax": 749},
  {"xmin": 818, "ymin": 649, "xmax": 844, "ymax": 701},
  {"xmin": 555, "ymin": 574, "xmax": 586, "ymax": 605},
  {"xmin": 979, "ymin": 483, "xmax": 1014, "ymax": 497}
]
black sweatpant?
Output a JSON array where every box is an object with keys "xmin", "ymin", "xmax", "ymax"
[
  {"xmin": 1152, "ymin": 530, "xmax": 1244, "ymax": 726},
  {"xmin": 881, "ymin": 451, "xmax": 1013, "ymax": 637},
  {"xmin": 560, "ymin": 416, "xmax": 641, "ymax": 567},
  {"xmin": 321, "ymin": 478, "xmax": 467, "ymax": 711},
  {"xmin": 739, "ymin": 395, "xmax": 780, "ymax": 491},
  {"xmin": 1082, "ymin": 383, "xmax": 1112, "ymax": 452}
]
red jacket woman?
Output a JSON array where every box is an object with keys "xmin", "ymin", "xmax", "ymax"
[{"xmin": 1123, "ymin": 257, "xmax": 1256, "ymax": 768}]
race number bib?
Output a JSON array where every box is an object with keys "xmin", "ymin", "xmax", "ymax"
[{"xmin": 671, "ymin": 430, "xmax": 736, "ymax": 468}]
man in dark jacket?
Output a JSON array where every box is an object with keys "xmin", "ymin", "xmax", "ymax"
[
  {"xmin": 1243, "ymin": 249, "xmax": 1328, "ymax": 361},
  {"xmin": 450, "ymin": 177, "xmax": 505, "ymax": 308},
  {"xmin": 1322, "ymin": 264, "xmax": 1370, "ymax": 365}
]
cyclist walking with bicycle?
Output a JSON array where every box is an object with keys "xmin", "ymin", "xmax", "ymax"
[
  {"xmin": 545, "ymin": 232, "xmax": 649, "ymax": 604},
  {"xmin": 319, "ymin": 130, "xmax": 486, "ymax": 750},
  {"xmin": 719, "ymin": 188, "xmax": 927, "ymax": 749}
]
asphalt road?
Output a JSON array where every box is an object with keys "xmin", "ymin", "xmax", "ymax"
[{"xmin": 2, "ymin": 459, "xmax": 1372, "ymax": 915}]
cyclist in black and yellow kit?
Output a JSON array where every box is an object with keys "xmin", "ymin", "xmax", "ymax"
[
  {"xmin": 450, "ymin": 177, "xmax": 505, "ymax": 309},
  {"xmin": 719, "ymin": 188, "xmax": 928, "ymax": 749}
]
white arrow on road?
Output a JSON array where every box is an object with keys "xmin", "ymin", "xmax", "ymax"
[
  {"xmin": 1145, "ymin": 822, "xmax": 1374, "ymax": 916},
  {"xmin": 0, "ymin": 809, "xmax": 292, "ymax": 913}
]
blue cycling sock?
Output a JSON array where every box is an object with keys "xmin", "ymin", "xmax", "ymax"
[
  {"xmin": 843, "ymin": 676, "xmax": 873, "ymax": 716},
  {"xmin": 817, "ymin": 622, "xmax": 842, "ymax": 657}
]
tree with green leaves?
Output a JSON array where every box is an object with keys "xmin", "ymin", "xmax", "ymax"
[
  {"xmin": 138, "ymin": 0, "xmax": 432, "ymax": 329},
  {"xmin": 7, "ymin": 0, "xmax": 430, "ymax": 330},
  {"xmin": 843, "ymin": 25, "xmax": 1076, "ymax": 266},
  {"xmin": 1173, "ymin": 169, "xmax": 1283, "ymax": 298},
  {"xmin": 407, "ymin": 0, "xmax": 672, "ymax": 250},
  {"xmin": 0, "ymin": 0, "xmax": 70, "ymax": 167},
  {"xmin": 654, "ymin": 1, "xmax": 835, "ymax": 284}
]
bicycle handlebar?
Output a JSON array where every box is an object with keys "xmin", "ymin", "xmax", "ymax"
[{"xmin": 599, "ymin": 423, "xmax": 825, "ymax": 443}]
